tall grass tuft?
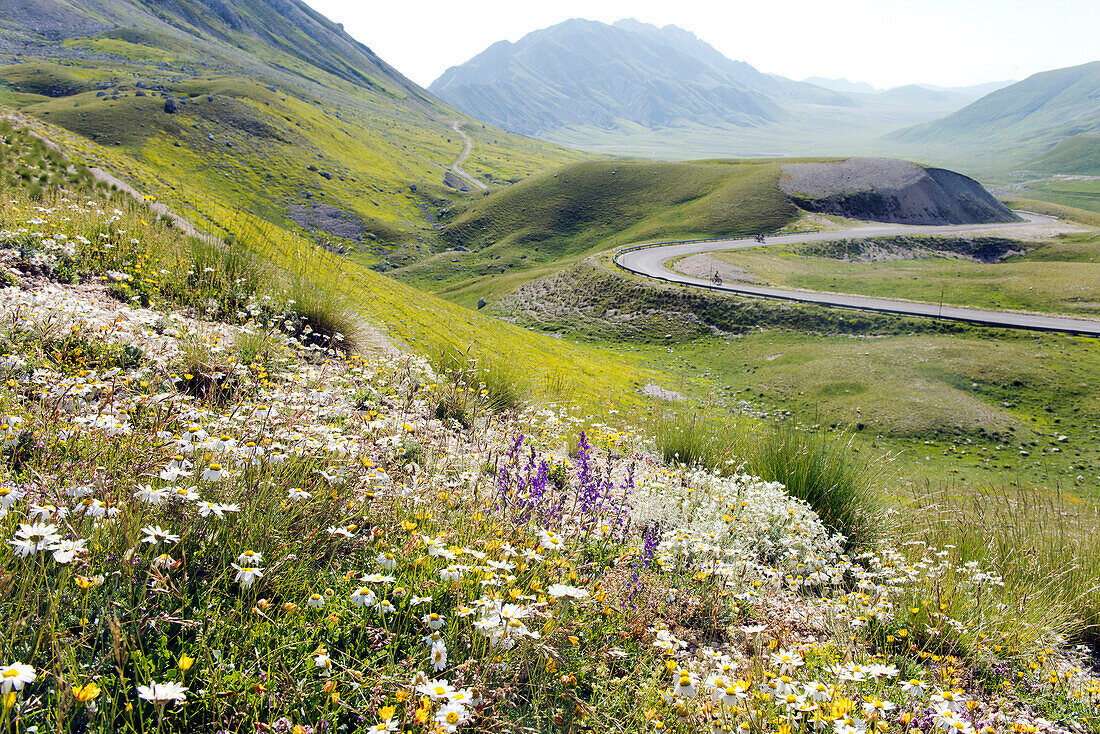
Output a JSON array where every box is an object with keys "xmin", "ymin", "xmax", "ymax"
[
  {"xmin": 652, "ymin": 411, "xmax": 740, "ymax": 471},
  {"xmin": 475, "ymin": 357, "xmax": 529, "ymax": 414},
  {"xmin": 906, "ymin": 484, "xmax": 1100, "ymax": 649},
  {"xmin": 652, "ymin": 415, "xmax": 881, "ymax": 548},
  {"xmin": 283, "ymin": 272, "xmax": 361, "ymax": 353},
  {"xmin": 747, "ymin": 425, "xmax": 882, "ymax": 549},
  {"xmin": 435, "ymin": 349, "xmax": 530, "ymax": 419}
]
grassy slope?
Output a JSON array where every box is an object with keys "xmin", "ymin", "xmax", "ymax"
[
  {"xmin": 637, "ymin": 332, "xmax": 1100, "ymax": 494},
  {"xmin": 704, "ymin": 232, "xmax": 1100, "ymax": 317},
  {"xmin": 6, "ymin": 21, "xmax": 1096, "ymax": 506},
  {"xmin": 1, "ymin": 107, "xmax": 669, "ymax": 418},
  {"xmin": 95, "ymin": 93, "xmax": 1096, "ymax": 501},
  {"xmin": 1027, "ymin": 133, "xmax": 1100, "ymax": 176},
  {"xmin": 489, "ymin": 251, "xmax": 1100, "ymax": 497},
  {"xmin": 0, "ymin": 32, "xmax": 586, "ymax": 256},
  {"xmin": 393, "ymin": 159, "xmax": 798, "ymax": 304},
  {"xmin": 887, "ymin": 62, "xmax": 1100, "ymax": 176}
]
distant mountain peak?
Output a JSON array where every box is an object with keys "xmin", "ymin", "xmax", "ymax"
[
  {"xmin": 802, "ymin": 77, "xmax": 879, "ymax": 95},
  {"xmin": 610, "ymin": 18, "xmax": 660, "ymax": 33},
  {"xmin": 429, "ymin": 17, "xmax": 852, "ymax": 136}
]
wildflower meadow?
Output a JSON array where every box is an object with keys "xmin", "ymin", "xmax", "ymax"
[{"xmin": 0, "ymin": 155, "xmax": 1098, "ymax": 734}]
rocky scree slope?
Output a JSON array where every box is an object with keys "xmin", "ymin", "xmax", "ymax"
[{"xmin": 780, "ymin": 158, "xmax": 1018, "ymax": 225}]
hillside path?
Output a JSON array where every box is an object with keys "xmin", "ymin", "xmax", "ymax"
[
  {"xmin": 449, "ymin": 121, "xmax": 488, "ymax": 190},
  {"xmin": 614, "ymin": 214, "xmax": 1100, "ymax": 336}
]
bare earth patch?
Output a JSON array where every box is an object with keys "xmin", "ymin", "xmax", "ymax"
[
  {"xmin": 673, "ymin": 253, "xmax": 759, "ymax": 283},
  {"xmin": 640, "ymin": 383, "xmax": 683, "ymax": 401}
]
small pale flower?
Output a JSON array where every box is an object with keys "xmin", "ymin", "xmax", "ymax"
[
  {"xmin": 231, "ymin": 563, "xmax": 263, "ymax": 588},
  {"xmin": 200, "ymin": 463, "xmax": 227, "ymax": 482},
  {"xmin": 141, "ymin": 525, "xmax": 180, "ymax": 546},
  {"xmin": 0, "ymin": 662, "xmax": 36, "ymax": 694},
  {"xmin": 547, "ymin": 583, "xmax": 589, "ymax": 600},
  {"xmin": 350, "ymin": 586, "xmax": 377, "ymax": 607},
  {"xmin": 136, "ymin": 681, "xmax": 188, "ymax": 704},
  {"xmin": 237, "ymin": 550, "xmax": 263, "ymax": 565}
]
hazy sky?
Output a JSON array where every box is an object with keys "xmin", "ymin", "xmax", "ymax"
[{"xmin": 307, "ymin": 0, "xmax": 1099, "ymax": 90}]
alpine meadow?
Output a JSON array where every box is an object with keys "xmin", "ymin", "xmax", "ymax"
[{"xmin": 0, "ymin": 2, "xmax": 1099, "ymax": 734}]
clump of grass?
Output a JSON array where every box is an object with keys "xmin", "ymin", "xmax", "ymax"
[
  {"xmin": 185, "ymin": 238, "xmax": 266, "ymax": 317},
  {"xmin": 176, "ymin": 331, "xmax": 240, "ymax": 404},
  {"xmin": 746, "ymin": 425, "xmax": 882, "ymax": 548},
  {"xmin": 282, "ymin": 272, "xmax": 361, "ymax": 353},
  {"xmin": 475, "ymin": 357, "xmax": 529, "ymax": 413},
  {"xmin": 651, "ymin": 415, "xmax": 882, "ymax": 548},
  {"xmin": 652, "ymin": 411, "xmax": 740, "ymax": 470},
  {"xmin": 435, "ymin": 348, "xmax": 530, "ymax": 417},
  {"xmin": 233, "ymin": 326, "xmax": 282, "ymax": 370},
  {"xmin": 906, "ymin": 484, "xmax": 1100, "ymax": 650}
]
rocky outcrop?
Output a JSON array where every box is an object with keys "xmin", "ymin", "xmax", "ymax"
[{"xmin": 780, "ymin": 158, "xmax": 1018, "ymax": 225}]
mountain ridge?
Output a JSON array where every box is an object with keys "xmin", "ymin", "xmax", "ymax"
[
  {"xmin": 889, "ymin": 61, "xmax": 1100, "ymax": 168},
  {"xmin": 429, "ymin": 18, "xmax": 854, "ymax": 136},
  {"xmin": 429, "ymin": 17, "xmax": 1012, "ymax": 162}
]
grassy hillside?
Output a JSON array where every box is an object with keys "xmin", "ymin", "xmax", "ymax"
[
  {"xmin": 0, "ymin": 116, "xmax": 665, "ymax": 418},
  {"xmin": 0, "ymin": 0, "xmax": 587, "ymax": 260},
  {"xmin": 1028, "ymin": 133, "xmax": 1100, "ymax": 175},
  {"xmin": 889, "ymin": 61, "xmax": 1100, "ymax": 173},
  {"xmin": 490, "ymin": 258, "xmax": 1100, "ymax": 494},
  {"xmin": 394, "ymin": 159, "xmax": 799, "ymax": 298},
  {"xmin": 4, "ymin": 72, "xmax": 1100, "ymax": 734}
]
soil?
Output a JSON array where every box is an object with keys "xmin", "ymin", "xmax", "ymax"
[
  {"xmin": 780, "ymin": 158, "xmax": 1018, "ymax": 225},
  {"xmin": 287, "ymin": 202, "xmax": 368, "ymax": 241}
]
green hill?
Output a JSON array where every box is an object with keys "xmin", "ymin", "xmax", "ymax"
[
  {"xmin": 393, "ymin": 159, "xmax": 799, "ymax": 298},
  {"xmin": 1027, "ymin": 133, "xmax": 1100, "ymax": 175},
  {"xmin": 889, "ymin": 61, "xmax": 1100, "ymax": 172},
  {"xmin": 0, "ymin": 0, "xmax": 586, "ymax": 258}
]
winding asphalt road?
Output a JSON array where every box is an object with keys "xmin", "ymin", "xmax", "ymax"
[{"xmin": 614, "ymin": 213, "xmax": 1100, "ymax": 336}]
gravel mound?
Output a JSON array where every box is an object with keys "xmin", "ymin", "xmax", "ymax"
[{"xmin": 780, "ymin": 158, "xmax": 1018, "ymax": 225}]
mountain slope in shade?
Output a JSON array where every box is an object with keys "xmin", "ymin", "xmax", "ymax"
[
  {"xmin": 0, "ymin": 0, "xmax": 430, "ymax": 100},
  {"xmin": 890, "ymin": 61, "xmax": 1100, "ymax": 167}
]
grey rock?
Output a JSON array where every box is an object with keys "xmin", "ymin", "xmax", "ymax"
[{"xmin": 780, "ymin": 158, "xmax": 1018, "ymax": 225}]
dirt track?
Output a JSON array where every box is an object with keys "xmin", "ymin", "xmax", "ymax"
[{"xmin": 449, "ymin": 121, "xmax": 487, "ymax": 190}]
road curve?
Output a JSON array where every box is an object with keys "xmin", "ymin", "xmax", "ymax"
[
  {"xmin": 614, "ymin": 214, "xmax": 1100, "ymax": 336},
  {"xmin": 449, "ymin": 121, "xmax": 488, "ymax": 191}
]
